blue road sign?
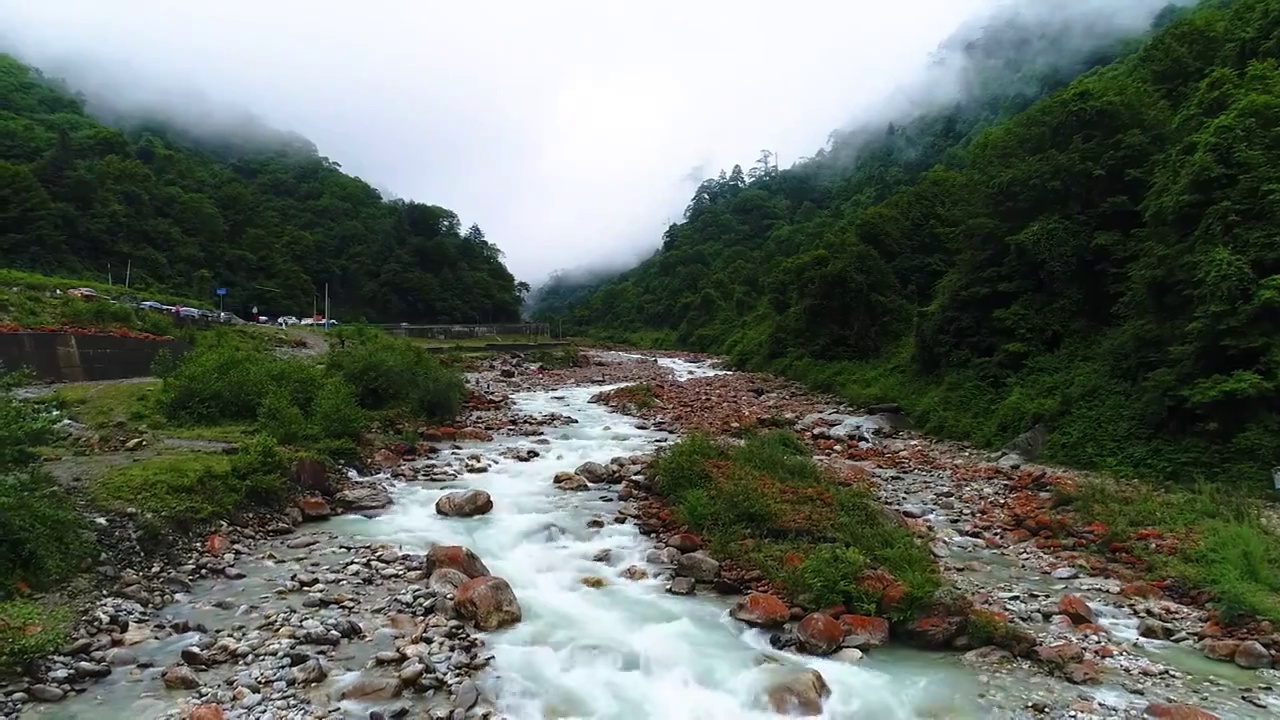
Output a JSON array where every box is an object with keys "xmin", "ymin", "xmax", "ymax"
[{"xmin": 215, "ymin": 287, "xmax": 227, "ymax": 296}]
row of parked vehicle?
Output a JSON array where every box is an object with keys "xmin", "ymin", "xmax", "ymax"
[
  {"xmin": 135, "ymin": 300, "xmax": 239, "ymax": 323},
  {"xmin": 62, "ymin": 287, "xmax": 339, "ymax": 329}
]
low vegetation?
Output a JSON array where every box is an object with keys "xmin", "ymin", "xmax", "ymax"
[
  {"xmin": 653, "ymin": 430, "xmax": 940, "ymax": 620},
  {"xmin": 0, "ymin": 269, "xmax": 195, "ymax": 336}
]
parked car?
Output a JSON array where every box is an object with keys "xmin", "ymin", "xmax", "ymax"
[
  {"xmin": 138, "ymin": 300, "xmax": 166, "ymax": 312},
  {"xmin": 177, "ymin": 307, "xmax": 201, "ymax": 319}
]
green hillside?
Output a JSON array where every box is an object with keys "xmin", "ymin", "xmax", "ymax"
[
  {"xmin": 540, "ymin": 0, "xmax": 1280, "ymax": 486},
  {"xmin": 0, "ymin": 53, "xmax": 525, "ymax": 323}
]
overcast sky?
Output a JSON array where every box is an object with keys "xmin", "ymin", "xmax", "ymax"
[{"xmin": 0, "ymin": 0, "xmax": 1172, "ymax": 283}]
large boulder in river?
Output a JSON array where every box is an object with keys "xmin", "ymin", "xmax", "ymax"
[
  {"xmin": 796, "ymin": 612, "xmax": 845, "ymax": 656},
  {"xmin": 335, "ymin": 485, "xmax": 391, "ymax": 511},
  {"xmin": 427, "ymin": 545, "xmax": 490, "ymax": 578},
  {"xmin": 291, "ymin": 457, "xmax": 332, "ymax": 495},
  {"xmin": 435, "ymin": 489, "xmax": 493, "ymax": 517},
  {"xmin": 553, "ymin": 472, "xmax": 590, "ymax": 491},
  {"xmin": 731, "ymin": 593, "xmax": 790, "ymax": 628},
  {"xmin": 575, "ymin": 461, "xmax": 610, "ymax": 483},
  {"xmin": 455, "ymin": 576, "xmax": 522, "ymax": 630},
  {"xmin": 428, "ymin": 568, "xmax": 470, "ymax": 595},
  {"xmin": 765, "ymin": 668, "xmax": 830, "ymax": 716},
  {"xmin": 675, "ymin": 552, "xmax": 720, "ymax": 582}
]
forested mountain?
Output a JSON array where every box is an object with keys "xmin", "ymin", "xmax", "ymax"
[
  {"xmin": 0, "ymin": 53, "xmax": 526, "ymax": 323},
  {"xmin": 539, "ymin": 0, "xmax": 1280, "ymax": 484}
]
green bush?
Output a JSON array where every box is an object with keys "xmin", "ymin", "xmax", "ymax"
[
  {"xmin": 0, "ymin": 470, "xmax": 94, "ymax": 596},
  {"xmin": 0, "ymin": 600, "xmax": 73, "ymax": 669},
  {"xmin": 325, "ymin": 330, "xmax": 466, "ymax": 421},
  {"xmin": 0, "ymin": 368, "xmax": 53, "ymax": 473}
]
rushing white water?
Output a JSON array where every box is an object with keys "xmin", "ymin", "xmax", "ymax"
[{"xmin": 325, "ymin": 358, "xmax": 1016, "ymax": 719}]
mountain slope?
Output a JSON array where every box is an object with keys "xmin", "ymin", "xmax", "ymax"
[
  {"xmin": 543, "ymin": 0, "xmax": 1280, "ymax": 485},
  {"xmin": 0, "ymin": 54, "xmax": 525, "ymax": 323}
]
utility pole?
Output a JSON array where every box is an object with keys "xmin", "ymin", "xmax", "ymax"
[
  {"xmin": 324, "ymin": 283, "xmax": 330, "ymax": 328},
  {"xmin": 125, "ymin": 260, "xmax": 132, "ymax": 289}
]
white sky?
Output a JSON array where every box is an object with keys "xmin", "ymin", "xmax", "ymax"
[{"xmin": 0, "ymin": 0, "xmax": 1161, "ymax": 283}]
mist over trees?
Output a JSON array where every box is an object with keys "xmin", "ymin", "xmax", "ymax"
[
  {"xmin": 0, "ymin": 53, "xmax": 524, "ymax": 322},
  {"xmin": 536, "ymin": 0, "xmax": 1280, "ymax": 485}
]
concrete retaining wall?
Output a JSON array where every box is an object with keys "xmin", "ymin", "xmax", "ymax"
[{"xmin": 0, "ymin": 332, "xmax": 190, "ymax": 383}]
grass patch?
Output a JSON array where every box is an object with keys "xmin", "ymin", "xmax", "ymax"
[
  {"xmin": 1060, "ymin": 478, "xmax": 1280, "ymax": 622},
  {"xmin": 0, "ymin": 599, "xmax": 74, "ymax": 669},
  {"xmin": 528, "ymin": 344, "xmax": 583, "ymax": 369},
  {"xmin": 652, "ymin": 430, "xmax": 940, "ymax": 620},
  {"xmin": 89, "ymin": 435, "xmax": 290, "ymax": 531}
]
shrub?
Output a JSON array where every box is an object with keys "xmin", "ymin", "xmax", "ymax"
[
  {"xmin": 0, "ymin": 600, "xmax": 73, "ymax": 669},
  {"xmin": 0, "ymin": 369, "xmax": 54, "ymax": 473},
  {"xmin": 325, "ymin": 331, "xmax": 466, "ymax": 421},
  {"xmin": 0, "ymin": 470, "xmax": 94, "ymax": 596}
]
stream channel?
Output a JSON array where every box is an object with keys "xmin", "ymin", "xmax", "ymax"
[{"xmin": 24, "ymin": 356, "xmax": 1263, "ymax": 719}]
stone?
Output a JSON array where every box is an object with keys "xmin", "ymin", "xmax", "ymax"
[
  {"xmin": 838, "ymin": 615, "xmax": 890, "ymax": 649},
  {"xmin": 435, "ymin": 489, "xmax": 494, "ymax": 517},
  {"xmin": 552, "ymin": 472, "xmax": 589, "ymax": 491},
  {"xmin": 1201, "ymin": 639, "xmax": 1241, "ymax": 661},
  {"xmin": 621, "ymin": 565, "xmax": 649, "ymax": 581},
  {"xmin": 796, "ymin": 612, "xmax": 844, "ymax": 656},
  {"xmin": 1034, "ymin": 642, "xmax": 1084, "ymax": 666},
  {"xmin": 161, "ymin": 663, "xmax": 200, "ymax": 690},
  {"xmin": 180, "ymin": 646, "xmax": 209, "ymax": 666},
  {"xmin": 575, "ymin": 461, "xmax": 610, "ymax": 483},
  {"xmin": 580, "ymin": 576, "xmax": 608, "ymax": 588},
  {"xmin": 1064, "ymin": 660, "xmax": 1100, "ymax": 684},
  {"xmin": 766, "ymin": 668, "xmax": 830, "ymax": 716},
  {"xmin": 1050, "ymin": 567, "xmax": 1079, "ymax": 580},
  {"xmin": 427, "ymin": 545, "xmax": 491, "ymax": 578},
  {"xmin": 730, "ymin": 593, "xmax": 790, "ymax": 628},
  {"xmin": 291, "ymin": 658, "xmax": 328, "ymax": 686},
  {"xmin": 188, "ymin": 705, "xmax": 225, "ymax": 720},
  {"xmin": 456, "ymin": 427, "xmax": 494, "ymax": 442},
  {"xmin": 428, "ymin": 568, "xmax": 471, "ymax": 595},
  {"xmin": 667, "ymin": 577, "xmax": 695, "ymax": 595},
  {"xmin": 286, "ymin": 536, "xmax": 319, "ymax": 549},
  {"xmin": 674, "ymin": 552, "xmax": 720, "ymax": 581},
  {"xmin": 454, "ymin": 679, "xmax": 479, "ymax": 710},
  {"xmin": 28, "ymin": 684, "xmax": 64, "ymax": 702},
  {"xmin": 898, "ymin": 615, "xmax": 966, "ymax": 649},
  {"xmin": 291, "ymin": 457, "xmax": 332, "ymax": 495},
  {"xmin": 455, "ymin": 576, "xmax": 522, "ymax": 630},
  {"xmin": 1233, "ymin": 640, "xmax": 1273, "ymax": 669},
  {"xmin": 340, "ymin": 676, "xmax": 402, "ymax": 701},
  {"xmin": 297, "ymin": 496, "xmax": 332, "ymax": 520},
  {"xmin": 832, "ymin": 648, "xmax": 864, "ymax": 663},
  {"xmin": 665, "ymin": 533, "xmax": 702, "ymax": 553},
  {"xmin": 1058, "ymin": 594, "xmax": 1095, "ymax": 625},
  {"xmin": 335, "ymin": 485, "xmax": 391, "ymax": 511},
  {"xmin": 1141, "ymin": 703, "xmax": 1220, "ymax": 719},
  {"xmin": 1138, "ymin": 618, "xmax": 1170, "ymax": 640}
]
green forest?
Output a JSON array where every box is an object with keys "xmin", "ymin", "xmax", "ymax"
[
  {"xmin": 536, "ymin": 0, "xmax": 1280, "ymax": 486},
  {"xmin": 0, "ymin": 53, "xmax": 526, "ymax": 323}
]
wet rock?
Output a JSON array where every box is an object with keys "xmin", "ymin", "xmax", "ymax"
[
  {"xmin": 286, "ymin": 535, "xmax": 320, "ymax": 549},
  {"xmin": 1064, "ymin": 660, "xmax": 1100, "ymax": 684},
  {"xmin": 796, "ymin": 612, "xmax": 844, "ymax": 656},
  {"xmin": 575, "ymin": 461, "xmax": 610, "ymax": 483},
  {"xmin": 766, "ymin": 668, "xmax": 831, "ymax": 716},
  {"xmin": 730, "ymin": 593, "xmax": 790, "ymax": 628},
  {"xmin": 832, "ymin": 648, "xmax": 864, "ymax": 663},
  {"xmin": 340, "ymin": 676, "xmax": 402, "ymax": 701},
  {"xmin": 455, "ymin": 576, "xmax": 522, "ymax": 630},
  {"xmin": 1233, "ymin": 640, "xmax": 1273, "ymax": 669},
  {"xmin": 428, "ymin": 567, "xmax": 471, "ymax": 595},
  {"xmin": 456, "ymin": 427, "xmax": 494, "ymax": 442},
  {"xmin": 580, "ymin": 576, "xmax": 608, "ymax": 588},
  {"xmin": 1141, "ymin": 702, "xmax": 1220, "ymax": 719},
  {"xmin": 180, "ymin": 646, "xmax": 209, "ymax": 666},
  {"xmin": 553, "ymin": 472, "xmax": 590, "ymax": 491},
  {"xmin": 161, "ymin": 663, "xmax": 200, "ymax": 689},
  {"xmin": 665, "ymin": 533, "xmax": 702, "ymax": 553},
  {"xmin": 28, "ymin": 684, "xmax": 64, "ymax": 702},
  {"xmin": 1034, "ymin": 642, "xmax": 1085, "ymax": 666},
  {"xmin": 674, "ymin": 552, "xmax": 720, "ymax": 581},
  {"xmin": 454, "ymin": 679, "xmax": 479, "ymax": 710},
  {"xmin": 621, "ymin": 565, "xmax": 649, "ymax": 581},
  {"xmin": 291, "ymin": 658, "xmax": 328, "ymax": 685},
  {"xmin": 427, "ymin": 545, "xmax": 491, "ymax": 578},
  {"xmin": 291, "ymin": 457, "xmax": 332, "ymax": 495},
  {"xmin": 1058, "ymin": 594, "xmax": 1095, "ymax": 625},
  {"xmin": 1138, "ymin": 617, "xmax": 1171, "ymax": 640},
  {"xmin": 297, "ymin": 496, "xmax": 332, "ymax": 520},
  {"xmin": 1201, "ymin": 639, "xmax": 1241, "ymax": 661},
  {"xmin": 222, "ymin": 566, "xmax": 246, "ymax": 580},
  {"xmin": 897, "ymin": 615, "xmax": 966, "ymax": 649},
  {"xmin": 1050, "ymin": 566, "xmax": 1079, "ymax": 580},
  {"xmin": 335, "ymin": 485, "xmax": 392, "ymax": 511},
  {"xmin": 435, "ymin": 489, "xmax": 494, "ymax": 517},
  {"xmin": 838, "ymin": 615, "xmax": 889, "ymax": 649},
  {"xmin": 666, "ymin": 577, "xmax": 696, "ymax": 595},
  {"xmin": 188, "ymin": 705, "xmax": 225, "ymax": 720}
]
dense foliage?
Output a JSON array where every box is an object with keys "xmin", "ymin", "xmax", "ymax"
[
  {"xmin": 542, "ymin": 0, "xmax": 1280, "ymax": 486},
  {"xmin": 0, "ymin": 53, "xmax": 526, "ymax": 323}
]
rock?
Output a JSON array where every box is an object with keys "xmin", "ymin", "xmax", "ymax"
[
  {"xmin": 1233, "ymin": 640, "xmax": 1273, "ymax": 669},
  {"xmin": 340, "ymin": 676, "xmax": 402, "ymax": 701},
  {"xmin": 188, "ymin": 705, "xmax": 225, "ymax": 720},
  {"xmin": 1064, "ymin": 660, "xmax": 1100, "ymax": 684},
  {"xmin": 667, "ymin": 577, "xmax": 696, "ymax": 595},
  {"xmin": 832, "ymin": 648, "xmax": 864, "ymax": 663},
  {"xmin": 838, "ymin": 615, "xmax": 889, "ymax": 649},
  {"xmin": 674, "ymin": 552, "xmax": 720, "ymax": 581},
  {"xmin": 456, "ymin": 427, "xmax": 494, "ymax": 442},
  {"xmin": 222, "ymin": 566, "xmax": 246, "ymax": 580},
  {"xmin": 898, "ymin": 615, "xmax": 966, "ymax": 649},
  {"xmin": 286, "ymin": 535, "xmax": 319, "ymax": 549},
  {"xmin": 796, "ymin": 613, "xmax": 844, "ymax": 656},
  {"xmin": 28, "ymin": 684, "xmax": 64, "ymax": 702},
  {"xmin": 435, "ymin": 489, "xmax": 494, "ymax": 517},
  {"xmin": 1138, "ymin": 618, "xmax": 1170, "ymax": 640},
  {"xmin": 621, "ymin": 565, "xmax": 649, "ymax": 581},
  {"xmin": 730, "ymin": 593, "xmax": 790, "ymax": 628},
  {"xmin": 427, "ymin": 545, "xmax": 491, "ymax": 578},
  {"xmin": 455, "ymin": 576, "xmax": 522, "ymax": 630},
  {"xmin": 454, "ymin": 679, "xmax": 479, "ymax": 710},
  {"xmin": 1141, "ymin": 703, "xmax": 1220, "ymax": 719},
  {"xmin": 1050, "ymin": 567, "xmax": 1079, "ymax": 580},
  {"xmin": 335, "ymin": 485, "xmax": 391, "ymax": 511},
  {"xmin": 428, "ymin": 568, "xmax": 471, "ymax": 595},
  {"xmin": 1201, "ymin": 639, "xmax": 1241, "ymax": 661},
  {"xmin": 161, "ymin": 663, "xmax": 201, "ymax": 690},
  {"xmin": 1058, "ymin": 594, "xmax": 1095, "ymax": 625},
  {"xmin": 665, "ymin": 533, "xmax": 702, "ymax": 553},
  {"xmin": 553, "ymin": 472, "xmax": 589, "ymax": 491},
  {"xmin": 123, "ymin": 437, "xmax": 145, "ymax": 451},
  {"xmin": 575, "ymin": 461, "xmax": 609, "ymax": 483},
  {"xmin": 292, "ymin": 658, "xmax": 328, "ymax": 686},
  {"xmin": 297, "ymin": 496, "xmax": 332, "ymax": 520},
  {"xmin": 580, "ymin": 576, "xmax": 608, "ymax": 588},
  {"xmin": 180, "ymin": 646, "xmax": 209, "ymax": 666},
  {"xmin": 766, "ymin": 668, "xmax": 830, "ymax": 716},
  {"xmin": 1034, "ymin": 642, "xmax": 1085, "ymax": 666},
  {"xmin": 291, "ymin": 457, "xmax": 332, "ymax": 495}
]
